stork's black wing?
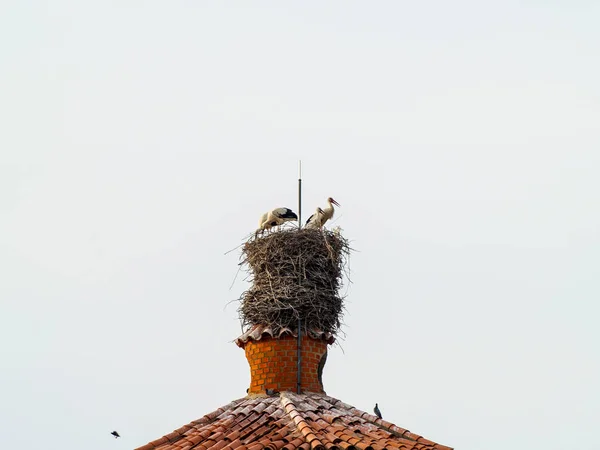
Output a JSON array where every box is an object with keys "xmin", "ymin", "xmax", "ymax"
[
  {"xmin": 280, "ymin": 208, "xmax": 297, "ymax": 219},
  {"xmin": 272, "ymin": 207, "xmax": 298, "ymax": 220}
]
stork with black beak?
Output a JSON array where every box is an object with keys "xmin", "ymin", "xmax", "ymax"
[
  {"xmin": 305, "ymin": 197, "xmax": 340, "ymax": 229},
  {"xmin": 257, "ymin": 207, "xmax": 298, "ymax": 235}
]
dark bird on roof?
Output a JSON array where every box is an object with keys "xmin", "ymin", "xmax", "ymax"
[
  {"xmin": 111, "ymin": 431, "xmax": 120, "ymax": 438},
  {"xmin": 373, "ymin": 403, "xmax": 382, "ymax": 419}
]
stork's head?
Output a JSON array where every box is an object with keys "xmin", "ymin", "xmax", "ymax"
[{"xmin": 328, "ymin": 197, "xmax": 340, "ymax": 207}]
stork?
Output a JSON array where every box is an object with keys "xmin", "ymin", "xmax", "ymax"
[
  {"xmin": 257, "ymin": 207, "xmax": 298, "ymax": 235},
  {"xmin": 305, "ymin": 197, "xmax": 340, "ymax": 229},
  {"xmin": 304, "ymin": 207, "xmax": 325, "ymax": 229}
]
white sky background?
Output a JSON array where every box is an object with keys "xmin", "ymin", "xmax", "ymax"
[{"xmin": 1, "ymin": 1, "xmax": 599, "ymax": 449}]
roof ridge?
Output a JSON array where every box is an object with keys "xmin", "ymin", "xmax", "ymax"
[
  {"xmin": 322, "ymin": 396, "xmax": 452, "ymax": 450},
  {"xmin": 280, "ymin": 392, "xmax": 326, "ymax": 450},
  {"xmin": 322, "ymin": 396, "xmax": 417, "ymax": 440}
]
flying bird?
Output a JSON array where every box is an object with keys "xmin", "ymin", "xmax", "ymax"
[
  {"xmin": 305, "ymin": 197, "xmax": 340, "ymax": 229},
  {"xmin": 257, "ymin": 207, "xmax": 298, "ymax": 235},
  {"xmin": 373, "ymin": 403, "xmax": 382, "ymax": 419},
  {"xmin": 111, "ymin": 431, "xmax": 120, "ymax": 438}
]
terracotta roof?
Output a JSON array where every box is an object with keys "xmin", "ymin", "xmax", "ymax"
[
  {"xmin": 235, "ymin": 324, "xmax": 335, "ymax": 347},
  {"xmin": 135, "ymin": 392, "xmax": 452, "ymax": 450}
]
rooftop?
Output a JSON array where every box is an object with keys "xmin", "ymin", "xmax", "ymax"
[{"xmin": 135, "ymin": 392, "xmax": 451, "ymax": 450}]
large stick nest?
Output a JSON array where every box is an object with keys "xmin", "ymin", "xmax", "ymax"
[{"xmin": 238, "ymin": 228, "xmax": 351, "ymax": 336}]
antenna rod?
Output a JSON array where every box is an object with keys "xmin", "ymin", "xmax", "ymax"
[
  {"xmin": 298, "ymin": 160, "xmax": 302, "ymax": 228},
  {"xmin": 297, "ymin": 317, "xmax": 302, "ymax": 394},
  {"xmin": 297, "ymin": 160, "xmax": 302, "ymax": 394}
]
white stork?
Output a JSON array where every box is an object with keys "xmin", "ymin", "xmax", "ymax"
[
  {"xmin": 304, "ymin": 207, "xmax": 325, "ymax": 229},
  {"xmin": 257, "ymin": 207, "xmax": 298, "ymax": 235},
  {"xmin": 305, "ymin": 197, "xmax": 340, "ymax": 229}
]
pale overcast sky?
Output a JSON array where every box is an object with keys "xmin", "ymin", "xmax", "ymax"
[{"xmin": 1, "ymin": 2, "xmax": 599, "ymax": 450}]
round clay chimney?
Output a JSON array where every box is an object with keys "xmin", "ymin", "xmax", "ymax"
[{"xmin": 236, "ymin": 326, "xmax": 332, "ymax": 394}]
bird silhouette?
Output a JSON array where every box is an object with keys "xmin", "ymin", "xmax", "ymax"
[
  {"xmin": 373, "ymin": 403, "xmax": 382, "ymax": 419},
  {"xmin": 111, "ymin": 431, "xmax": 120, "ymax": 438}
]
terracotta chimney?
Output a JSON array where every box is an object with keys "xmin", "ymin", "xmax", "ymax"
[{"xmin": 236, "ymin": 326, "xmax": 333, "ymax": 394}]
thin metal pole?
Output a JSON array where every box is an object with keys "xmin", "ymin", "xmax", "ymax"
[
  {"xmin": 297, "ymin": 317, "xmax": 302, "ymax": 394},
  {"xmin": 298, "ymin": 160, "xmax": 302, "ymax": 228},
  {"xmin": 297, "ymin": 160, "xmax": 302, "ymax": 394}
]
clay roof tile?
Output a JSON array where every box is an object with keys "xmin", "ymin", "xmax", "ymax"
[{"xmin": 135, "ymin": 394, "xmax": 451, "ymax": 450}]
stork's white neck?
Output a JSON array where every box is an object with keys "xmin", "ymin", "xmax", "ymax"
[{"xmin": 323, "ymin": 199, "xmax": 335, "ymax": 216}]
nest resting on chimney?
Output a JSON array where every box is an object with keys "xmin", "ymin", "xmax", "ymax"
[{"xmin": 238, "ymin": 228, "xmax": 351, "ymax": 336}]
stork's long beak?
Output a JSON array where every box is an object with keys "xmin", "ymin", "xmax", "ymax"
[{"xmin": 331, "ymin": 199, "xmax": 340, "ymax": 207}]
